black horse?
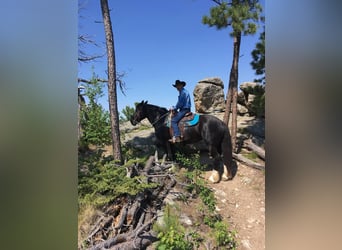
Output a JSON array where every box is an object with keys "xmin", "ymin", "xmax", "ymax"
[{"xmin": 130, "ymin": 100, "xmax": 234, "ymax": 183}]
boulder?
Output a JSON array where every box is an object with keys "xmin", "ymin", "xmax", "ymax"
[
  {"xmin": 238, "ymin": 82, "xmax": 265, "ymax": 117},
  {"xmin": 238, "ymin": 103, "xmax": 249, "ymax": 116},
  {"xmin": 193, "ymin": 77, "xmax": 225, "ymax": 113},
  {"xmin": 239, "ymin": 82, "xmax": 264, "ymax": 104}
]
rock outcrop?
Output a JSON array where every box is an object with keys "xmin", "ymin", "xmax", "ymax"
[
  {"xmin": 238, "ymin": 82, "xmax": 265, "ymax": 117},
  {"xmin": 193, "ymin": 77, "xmax": 225, "ymax": 113}
]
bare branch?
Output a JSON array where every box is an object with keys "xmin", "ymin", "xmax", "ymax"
[
  {"xmin": 212, "ymin": 0, "xmax": 223, "ymax": 5},
  {"xmin": 78, "ymin": 34, "xmax": 104, "ymax": 63},
  {"xmin": 78, "ymin": 78, "xmax": 108, "ymax": 84},
  {"xmin": 78, "ymin": 55, "xmax": 104, "ymax": 62},
  {"xmin": 78, "ymin": 75, "xmax": 127, "ymax": 96},
  {"xmin": 116, "ymin": 71, "xmax": 127, "ymax": 96},
  {"xmin": 78, "ymin": 34, "xmax": 100, "ymax": 46},
  {"xmin": 212, "ymin": 0, "xmax": 232, "ymax": 6}
]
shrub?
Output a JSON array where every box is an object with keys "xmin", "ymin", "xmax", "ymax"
[
  {"xmin": 213, "ymin": 221, "xmax": 237, "ymax": 249},
  {"xmin": 154, "ymin": 205, "xmax": 193, "ymax": 250},
  {"xmin": 78, "ymin": 160, "xmax": 158, "ymax": 207},
  {"xmin": 79, "ymin": 77, "xmax": 111, "ymax": 147}
]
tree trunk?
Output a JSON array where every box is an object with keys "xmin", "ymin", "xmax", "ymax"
[
  {"xmin": 244, "ymin": 139, "xmax": 265, "ymax": 160},
  {"xmin": 100, "ymin": 0, "xmax": 123, "ymax": 163},
  {"xmin": 78, "ymin": 88, "xmax": 85, "ymax": 141},
  {"xmin": 223, "ymin": 33, "xmax": 241, "ymax": 152},
  {"xmin": 223, "ymin": 84, "xmax": 232, "ymax": 125},
  {"xmin": 233, "ymin": 153, "xmax": 265, "ymax": 170}
]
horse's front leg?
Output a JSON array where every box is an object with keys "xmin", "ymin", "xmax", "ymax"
[{"xmin": 165, "ymin": 142, "xmax": 174, "ymax": 160}]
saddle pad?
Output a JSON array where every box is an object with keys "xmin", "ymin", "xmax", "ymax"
[
  {"xmin": 183, "ymin": 113, "xmax": 199, "ymax": 126},
  {"xmin": 165, "ymin": 113, "xmax": 200, "ymax": 127}
]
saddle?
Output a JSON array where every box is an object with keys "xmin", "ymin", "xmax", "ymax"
[{"xmin": 166, "ymin": 112, "xmax": 200, "ymax": 138}]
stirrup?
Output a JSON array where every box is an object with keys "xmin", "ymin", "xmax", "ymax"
[{"xmin": 168, "ymin": 136, "xmax": 181, "ymax": 143}]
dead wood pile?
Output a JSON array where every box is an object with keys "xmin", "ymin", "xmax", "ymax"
[{"xmin": 84, "ymin": 153, "xmax": 176, "ymax": 250}]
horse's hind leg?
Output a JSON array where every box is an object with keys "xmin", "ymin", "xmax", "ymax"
[
  {"xmin": 222, "ymin": 163, "xmax": 231, "ymax": 181},
  {"xmin": 208, "ymin": 146, "xmax": 221, "ymax": 184},
  {"xmin": 208, "ymin": 145, "xmax": 214, "ymax": 159}
]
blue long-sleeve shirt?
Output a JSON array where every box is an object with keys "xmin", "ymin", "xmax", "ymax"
[{"xmin": 175, "ymin": 87, "xmax": 191, "ymax": 111}]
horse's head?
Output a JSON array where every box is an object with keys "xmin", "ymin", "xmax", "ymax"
[{"xmin": 130, "ymin": 100, "xmax": 148, "ymax": 126}]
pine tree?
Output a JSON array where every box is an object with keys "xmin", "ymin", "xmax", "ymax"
[
  {"xmin": 203, "ymin": 0, "xmax": 262, "ymax": 151},
  {"xmin": 80, "ymin": 78, "xmax": 112, "ymax": 147}
]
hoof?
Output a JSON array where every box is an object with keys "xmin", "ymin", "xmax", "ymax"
[
  {"xmin": 221, "ymin": 173, "xmax": 233, "ymax": 181},
  {"xmin": 209, "ymin": 170, "xmax": 220, "ymax": 183},
  {"xmin": 222, "ymin": 164, "xmax": 233, "ymax": 181}
]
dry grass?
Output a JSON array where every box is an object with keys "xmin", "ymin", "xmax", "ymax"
[{"xmin": 78, "ymin": 204, "xmax": 102, "ymax": 249}]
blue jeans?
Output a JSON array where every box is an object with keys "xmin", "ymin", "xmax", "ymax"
[{"xmin": 171, "ymin": 109, "xmax": 190, "ymax": 137}]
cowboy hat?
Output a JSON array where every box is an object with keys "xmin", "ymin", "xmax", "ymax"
[{"xmin": 172, "ymin": 80, "xmax": 186, "ymax": 87}]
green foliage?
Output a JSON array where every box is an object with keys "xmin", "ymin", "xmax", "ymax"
[
  {"xmin": 174, "ymin": 152, "xmax": 237, "ymax": 248},
  {"xmin": 154, "ymin": 205, "xmax": 193, "ymax": 250},
  {"xmin": 244, "ymin": 151, "xmax": 258, "ymax": 160},
  {"xmin": 175, "ymin": 152, "xmax": 206, "ymax": 171},
  {"xmin": 153, "ymin": 205, "xmax": 180, "ymax": 235},
  {"xmin": 202, "ymin": 0, "xmax": 263, "ymax": 37},
  {"xmin": 78, "ymin": 160, "xmax": 158, "ymax": 207},
  {"xmin": 248, "ymin": 84, "xmax": 265, "ymax": 118},
  {"xmin": 251, "ymin": 17, "xmax": 265, "ymax": 84},
  {"xmin": 157, "ymin": 226, "xmax": 193, "ymax": 250},
  {"xmin": 251, "ymin": 93, "xmax": 265, "ymax": 118},
  {"xmin": 188, "ymin": 231, "xmax": 203, "ymax": 249},
  {"xmin": 80, "ymin": 75, "xmax": 112, "ymax": 147},
  {"xmin": 119, "ymin": 105, "xmax": 135, "ymax": 122},
  {"xmin": 213, "ymin": 221, "xmax": 237, "ymax": 248},
  {"xmin": 199, "ymin": 185, "xmax": 216, "ymax": 212},
  {"xmin": 175, "ymin": 152, "xmax": 217, "ymax": 211},
  {"xmin": 203, "ymin": 214, "xmax": 221, "ymax": 228}
]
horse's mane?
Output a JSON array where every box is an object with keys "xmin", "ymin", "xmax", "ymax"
[{"xmin": 145, "ymin": 103, "xmax": 168, "ymax": 114}]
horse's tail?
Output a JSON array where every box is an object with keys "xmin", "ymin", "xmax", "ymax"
[{"xmin": 221, "ymin": 127, "xmax": 233, "ymax": 180}]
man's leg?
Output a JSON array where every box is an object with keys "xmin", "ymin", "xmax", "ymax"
[{"xmin": 171, "ymin": 110, "xmax": 188, "ymax": 140}]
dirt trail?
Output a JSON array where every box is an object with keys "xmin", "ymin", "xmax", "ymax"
[
  {"xmin": 207, "ymin": 162, "xmax": 265, "ymax": 250},
  {"xmin": 207, "ymin": 114, "xmax": 265, "ymax": 250}
]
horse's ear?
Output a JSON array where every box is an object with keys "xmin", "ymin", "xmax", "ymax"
[{"xmin": 144, "ymin": 101, "xmax": 148, "ymax": 104}]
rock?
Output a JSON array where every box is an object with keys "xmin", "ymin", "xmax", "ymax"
[
  {"xmin": 238, "ymin": 103, "xmax": 249, "ymax": 116},
  {"xmin": 193, "ymin": 77, "xmax": 226, "ymax": 113},
  {"xmin": 238, "ymin": 82, "xmax": 265, "ymax": 117},
  {"xmin": 240, "ymin": 82, "xmax": 259, "ymax": 92},
  {"xmin": 241, "ymin": 239, "xmax": 252, "ymax": 250},
  {"xmin": 179, "ymin": 214, "xmax": 193, "ymax": 226}
]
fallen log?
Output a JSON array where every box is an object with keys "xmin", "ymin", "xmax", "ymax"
[
  {"xmin": 144, "ymin": 155, "xmax": 155, "ymax": 174},
  {"xmin": 126, "ymin": 192, "xmax": 145, "ymax": 227},
  {"xmin": 114, "ymin": 204, "xmax": 128, "ymax": 230},
  {"xmin": 88, "ymin": 216, "xmax": 157, "ymax": 250},
  {"xmin": 244, "ymin": 139, "xmax": 265, "ymax": 160},
  {"xmin": 110, "ymin": 233, "xmax": 156, "ymax": 250},
  {"xmin": 233, "ymin": 153, "xmax": 265, "ymax": 170}
]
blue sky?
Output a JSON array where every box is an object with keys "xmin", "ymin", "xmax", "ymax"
[{"xmin": 78, "ymin": 0, "xmax": 265, "ymax": 113}]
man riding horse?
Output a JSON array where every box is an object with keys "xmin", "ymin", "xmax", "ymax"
[{"xmin": 169, "ymin": 80, "xmax": 191, "ymax": 143}]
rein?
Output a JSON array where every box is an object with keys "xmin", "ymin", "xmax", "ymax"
[{"xmin": 151, "ymin": 111, "xmax": 170, "ymax": 126}]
